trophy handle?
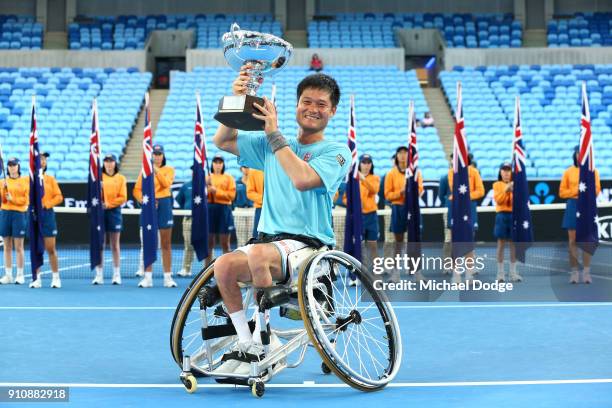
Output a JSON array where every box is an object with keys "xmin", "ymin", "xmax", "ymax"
[{"xmin": 230, "ymin": 22, "xmax": 242, "ymax": 50}]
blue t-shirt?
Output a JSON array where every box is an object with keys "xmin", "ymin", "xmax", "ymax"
[
  {"xmin": 237, "ymin": 134, "xmax": 351, "ymax": 246},
  {"xmin": 176, "ymin": 181, "xmax": 193, "ymax": 210}
]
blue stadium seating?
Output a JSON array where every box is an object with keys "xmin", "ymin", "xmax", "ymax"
[
  {"xmin": 155, "ymin": 66, "xmax": 447, "ymax": 181},
  {"xmin": 441, "ymin": 64, "xmax": 612, "ymax": 180},
  {"xmin": 0, "ymin": 15, "xmax": 43, "ymax": 49},
  {"xmin": 308, "ymin": 13, "xmax": 522, "ymax": 48},
  {"xmin": 69, "ymin": 13, "xmax": 281, "ymax": 50},
  {"xmin": 0, "ymin": 67, "xmax": 151, "ymax": 180},
  {"xmin": 548, "ymin": 13, "xmax": 612, "ymax": 47}
]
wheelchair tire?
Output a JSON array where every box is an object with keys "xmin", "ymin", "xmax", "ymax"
[
  {"xmin": 297, "ymin": 251, "xmax": 402, "ymax": 391},
  {"xmin": 169, "ymin": 261, "xmax": 254, "ymax": 375},
  {"xmin": 170, "ymin": 262, "xmax": 216, "ymax": 367}
]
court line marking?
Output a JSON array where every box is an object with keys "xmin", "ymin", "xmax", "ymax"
[
  {"xmin": 1, "ymin": 379, "xmax": 612, "ymax": 388},
  {"xmin": 1, "ymin": 303, "xmax": 612, "ymax": 311}
]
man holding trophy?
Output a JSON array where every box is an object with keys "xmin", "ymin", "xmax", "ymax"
[{"xmin": 212, "ymin": 24, "xmax": 351, "ymax": 376}]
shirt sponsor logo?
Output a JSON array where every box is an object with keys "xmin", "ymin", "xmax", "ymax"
[
  {"xmin": 336, "ymin": 154, "xmax": 346, "ymax": 167},
  {"xmin": 303, "ymin": 152, "xmax": 312, "ymax": 162}
]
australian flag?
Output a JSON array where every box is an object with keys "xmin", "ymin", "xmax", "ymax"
[
  {"xmin": 88, "ymin": 99, "xmax": 105, "ymax": 270},
  {"xmin": 451, "ymin": 82, "xmax": 474, "ymax": 258},
  {"xmin": 191, "ymin": 92, "xmax": 209, "ymax": 261},
  {"xmin": 344, "ymin": 94, "xmax": 363, "ymax": 274},
  {"xmin": 0, "ymin": 142, "xmax": 5, "ymax": 179},
  {"xmin": 141, "ymin": 93, "xmax": 158, "ymax": 269},
  {"xmin": 28, "ymin": 96, "xmax": 45, "ymax": 279},
  {"xmin": 405, "ymin": 101, "xmax": 421, "ymax": 259},
  {"xmin": 576, "ymin": 82, "xmax": 599, "ymax": 255},
  {"xmin": 511, "ymin": 96, "xmax": 533, "ymax": 263}
]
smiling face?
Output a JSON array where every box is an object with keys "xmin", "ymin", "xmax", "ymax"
[
  {"xmin": 40, "ymin": 155, "xmax": 47, "ymax": 170},
  {"xmin": 296, "ymin": 88, "xmax": 336, "ymax": 135}
]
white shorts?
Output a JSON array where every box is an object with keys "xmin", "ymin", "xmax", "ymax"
[{"xmin": 235, "ymin": 239, "xmax": 309, "ymax": 284}]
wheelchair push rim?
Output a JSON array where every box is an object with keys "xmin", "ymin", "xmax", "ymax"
[{"xmin": 298, "ymin": 250, "xmax": 402, "ymax": 391}]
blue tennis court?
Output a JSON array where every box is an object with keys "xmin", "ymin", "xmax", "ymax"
[{"xmin": 1, "ymin": 245, "xmax": 612, "ymax": 408}]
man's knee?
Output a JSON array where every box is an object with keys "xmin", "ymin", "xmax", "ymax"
[
  {"xmin": 247, "ymin": 245, "xmax": 278, "ymax": 288},
  {"xmin": 214, "ymin": 252, "xmax": 247, "ymax": 285}
]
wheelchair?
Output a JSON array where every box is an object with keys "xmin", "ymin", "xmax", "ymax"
[{"xmin": 169, "ymin": 247, "xmax": 402, "ymax": 397}]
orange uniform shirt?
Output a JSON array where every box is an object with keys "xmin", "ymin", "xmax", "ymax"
[
  {"xmin": 343, "ymin": 174, "xmax": 380, "ymax": 213},
  {"xmin": 493, "ymin": 181, "xmax": 512, "ymax": 212},
  {"xmin": 559, "ymin": 166, "xmax": 601, "ymax": 199},
  {"xmin": 246, "ymin": 169, "xmax": 264, "ymax": 209},
  {"xmin": 42, "ymin": 174, "xmax": 63, "ymax": 209},
  {"xmin": 103, "ymin": 172, "xmax": 128, "ymax": 209},
  {"xmin": 384, "ymin": 167, "xmax": 423, "ymax": 205},
  {"xmin": 208, "ymin": 173, "xmax": 236, "ymax": 205},
  {"xmin": 447, "ymin": 166, "xmax": 485, "ymax": 201},
  {"xmin": 133, "ymin": 166, "xmax": 175, "ymax": 202},
  {"xmin": 0, "ymin": 177, "xmax": 30, "ymax": 212}
]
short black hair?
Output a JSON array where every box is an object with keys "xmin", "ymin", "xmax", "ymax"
[{"xmin": 297, "ymin": 73, "xmax": 340, "ymax": 108}]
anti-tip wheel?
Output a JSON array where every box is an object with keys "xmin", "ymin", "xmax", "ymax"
[
  {"xmin": 183, "ymin": 375, "xmax": 198, "ymax": 393},
  {"xmin": 251, "ymin": 381, "xmax": 265, "ymax": 398},
  {"xmin": 321, "ymin": 362, "xmax": 332, "ymax": 374}
]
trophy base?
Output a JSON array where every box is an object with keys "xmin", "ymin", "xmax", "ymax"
[{"xmin": 214, "ymin": 95, "xmax": 265, "ymax": 131}]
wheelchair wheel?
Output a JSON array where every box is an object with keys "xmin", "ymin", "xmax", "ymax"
[
  {"xmin": 298, "ymin": 251, "xmax": 402, "ymax": 391},
  {"xmin": 170, "ymin": 261, "xmax": 254, "ymax": 375}
]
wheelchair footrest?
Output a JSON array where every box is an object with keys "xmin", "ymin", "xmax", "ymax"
[
  {"xmin": 214, "ymin": 377, "xmax": 250, "ymax": 386},
  {"xmin": 202, "ymin": 320, "xmax": 256, "ymax": 340}
]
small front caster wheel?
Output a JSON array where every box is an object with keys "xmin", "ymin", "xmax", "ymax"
[
  {"xmin": 182, "ymin": 374, "xmax": 198, "ymax": 393},
  {"xmin": 251, "ymin": 381, "xmax": 265, "ymax": 398},
  {"xmin": 321, "ymin": 362, "xmax": 332, "ymax": 374}
]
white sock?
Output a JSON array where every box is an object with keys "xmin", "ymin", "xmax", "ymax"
[
  {"xmin": 252, "ymin": 309, "xmax": 270, "ymax": 344},
  {"xmin": 230, "ymin": 309, "xmax": 252, "ymax": 345},
  {"xmin": 17, "ymin": 267, "xmax": 23, "ymax": 275},
  {"xmin": 5, "ymin": 266, "xmax": 13, "ymax": 277},
  {"xmin": 571, "ymin": 266, "xmax": 579, "ymax": 273},
  {"xmin": 164, "ymin": 272, "xmax": 173, "ymax": 280},
  {"xmin": 583, "ymin": 267, "xmax": 591, "ymax": 274},
  {"xmin": 52, "ymin": 272, "xmax": 59, "ymax": 279},
  {"xmin": 95, "ymin": 266, "xmax": 103, "ymax": 276},
  {"xmin": 253, "ymin": 312, "xmax": 262, "ymax": 344},
  {"xmin": 113, "ymin": 267, "xmax": 120, "ymax": 275},
  {"xmin": 510, "ymin": 262, "xmax": 517, "ymax": 274},
  {"xmin": 144, "ymin": 271, "xmax": 152, "ymax": 280},
  {"xmin": 497, "ymin": 262, "xmax": 504, "ymax": 274}
]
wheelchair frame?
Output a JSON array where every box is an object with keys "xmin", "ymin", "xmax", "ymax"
[{"xmin": 171, "ymin": 249, "xmax": 402, "ymax": 398}]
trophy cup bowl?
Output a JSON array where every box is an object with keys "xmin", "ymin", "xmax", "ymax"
[{"xmin": 214, "ymin": 23, "xmax": 293, "ymax": 131}]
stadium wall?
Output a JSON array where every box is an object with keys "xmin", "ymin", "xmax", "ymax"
[
  {"xmin": 0, "ymin": 0, "xmax": 36, "ymax": 15},
  {"xmin": 315, "ymin": 0, "xmax": 514, "ymax": 14},
  {"xmin": 73, "ymin": 0, "xmax": 273, "ymax": 17},
  {"xmin": 443, "ymin": 47, "xmax": 612, "ymax": 68},
  {"xmin": 186, "ymin": 48, "xmax": 406, "ymax": 71},
  {"xmin": 554, "ymin": 0, "xmax": 612, "ymax": 14},
  {"xmin": 0, "ymin": 50, "xmax": 146, "ymax": 70}
]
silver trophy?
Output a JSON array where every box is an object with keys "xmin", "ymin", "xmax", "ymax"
[{"xmin": 214, "ymin": 23, "xmax": 293, "ymax": 131}]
